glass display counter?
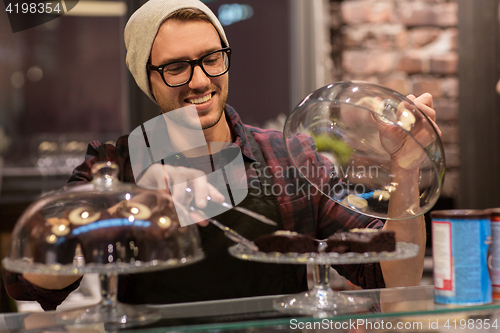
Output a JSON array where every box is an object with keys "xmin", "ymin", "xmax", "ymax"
[{"xmin": 2, "ymin": 285, "xmax": 500, "ymax": 332}]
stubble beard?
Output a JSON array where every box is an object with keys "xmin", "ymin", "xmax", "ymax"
[{"xmin": 157, "ymin": 84, "xmax": 229, "ymax": 130}]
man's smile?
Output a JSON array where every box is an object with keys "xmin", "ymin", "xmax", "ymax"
[{"xmin": 186, "ymin": 92, "xmax": 214, "ymax": 105}]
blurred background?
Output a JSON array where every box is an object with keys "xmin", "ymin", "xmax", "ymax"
[{"xmin": 0, "ymin": 0, "xmax": 499, "ymax": 312}]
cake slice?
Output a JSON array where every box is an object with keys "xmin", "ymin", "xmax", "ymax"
[
  {"xmin": 325, "ymin": 228, "xmax": 396, "ymax": 253},
  {"xmin": 254, "ymin": 230, "xmax": 318, "ymax": 254}
]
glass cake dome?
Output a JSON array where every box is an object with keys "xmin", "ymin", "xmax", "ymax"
[
  {"xmin": 2, "ymin": 161, "xmax": 204, "ymax": 328},
  {"xmin": 3, "ymin": 161, "xmax": 203, "ymax": 274},
  {"xmin": 284, "ymin": 81, "xmax": 445, "ymax": 220}
]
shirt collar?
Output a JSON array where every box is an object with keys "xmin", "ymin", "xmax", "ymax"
[{"xmin": 224, "ymin": 104, "xmax": 256, "ymax": 162}]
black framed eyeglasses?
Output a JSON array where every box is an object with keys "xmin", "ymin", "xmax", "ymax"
[{"xmin": 147, "ymin": 47, "xmax": 231, "ymax": 87}]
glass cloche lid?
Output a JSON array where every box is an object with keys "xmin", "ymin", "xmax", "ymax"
[
  {"xmin": 283, "ymin": 81, "xmax": 445, "ymax": 220},
  {"xmin": 3, "ymin": 161, "xmax": 204, "ymax": 275}
]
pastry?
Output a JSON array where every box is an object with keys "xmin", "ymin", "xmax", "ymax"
[
  {"xmin": 30, "ymin": 211, "xmax": 78, "ymax": 265},
  {"xmin": 134, "ymin": 199, "xmax": 183, "ymax": 261},
  {"xmin": 325, "ymin": 228, "xmax": 396, "ymax": 253},
  {"xmin": 254, "ymin": 230, "xmax": 318, "ymax": 254}
]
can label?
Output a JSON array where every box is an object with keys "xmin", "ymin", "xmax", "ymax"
[
  {"xmin": 490, "ymin": 216, "xmax": 500, "ymax": 295},
  {"xmin": 432, "ymin": 217, "xmax": 491, "ymax": 305},
  {"xmin": 433, "ymin": 221, "xmax": 453, "ymax": 291}
]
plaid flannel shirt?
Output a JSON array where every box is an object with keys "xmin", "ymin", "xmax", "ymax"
[{"xmin": 4, "ymin": 105, "xmax": 385, "ymax": 310}]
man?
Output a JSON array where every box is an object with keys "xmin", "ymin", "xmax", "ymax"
[{"xmin": 5, "ymin": 0, "xmax": 438, "ymax": 310}]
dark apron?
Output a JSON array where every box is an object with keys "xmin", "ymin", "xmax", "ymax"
[{"xmin": 120, "ymin": 127, "xmax": 308, "ymax": 304}]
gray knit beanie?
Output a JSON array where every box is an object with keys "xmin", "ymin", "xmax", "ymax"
[{"xmin": 124, "ymin": 0, "xmax": 229, "ymax": 103}]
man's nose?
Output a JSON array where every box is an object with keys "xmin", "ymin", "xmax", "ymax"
[{"xmin": 188, "ymin": 65, "xmax": 211, "ymax": 90}]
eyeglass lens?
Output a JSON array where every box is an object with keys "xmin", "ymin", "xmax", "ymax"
[{"xmin": 163, "ymin": 50, "xmax": 229, "ymax": 86}]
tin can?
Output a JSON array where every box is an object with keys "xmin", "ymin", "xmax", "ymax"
[
  {"xmin": 431, "ymin": 210, "xmax": 492, "ymax": 305},
  {"xmin": 488, "ymin": 208, "xmax": 500, "ymax": 300}
]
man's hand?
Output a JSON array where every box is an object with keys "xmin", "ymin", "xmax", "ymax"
[
  {"xmin": 22, "ymin": 273, "xmax": 81, "ymax": 290},
  {"xmin": 136, "ymin": 163, "xmax": 225, "ymax": 226},
  {"xmin": 379, "ymin": 92, "xmax": 442, "ymax": 287},
  {"xmin": 376, "ymin": 92, "xmax": 442, "ymax": 170}
]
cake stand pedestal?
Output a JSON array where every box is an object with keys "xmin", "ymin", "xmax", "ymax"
[
  {"xmin": 229, "ymin": 242, "xmax": 419, "ymax": 317},
  {"xmin": 3, "ymin": 253, "xmax": 204, "ymax": 328},
  {"xmin": 58, "ymin": 272, "xmax": 158, "ymax": 329}
]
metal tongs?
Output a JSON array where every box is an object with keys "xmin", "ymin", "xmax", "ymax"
[
  {"xmin": 183, "ymin": 188, "xmax": 278, "ymax": 227},
  {"xmin": 182, "ymin": 189, "xmax": 278, "ymax": 251},
  {"xmin": 186, "ymin": 204, "xmax": 259, "ymax": 252},
  {"xmin": 205, "ymin": 196, "xmax": 277, "ymax": 226}
]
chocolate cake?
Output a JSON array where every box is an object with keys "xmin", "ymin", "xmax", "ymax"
[
  {"xmin": 29, "ymin": 197, "xmax": 196, "ymax": 265},
  {"xmin": 73, "ymin": 203, "xmax": 148, "ymax": 264},
  {"xmin": 74, "ymin": 199, "xmax": 189, "ymax": 264},
  {"xmin": 254, "ymin": 230, "xmax": 318, "ymax": 254},
  {"xmin": 30, "ymin": 210, "xmax": 78, "ymax": 265},
  {"xmin": 74, "ymin": 218, "xmax": 138, "ymax": 264},
  {"xmin": 325, "ymin": 229, "xmax": 396, "ymax": 253},
  {"xmin": 134, "ymin": 199, "xmax": 183, "ymax": 261},
  {"xmin": 366, "ymin": 190, "xmax": 390, "ymax": 214}
]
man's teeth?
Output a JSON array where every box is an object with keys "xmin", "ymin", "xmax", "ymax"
[{"xmin": 187, "ymin": 94, "xmax": 212, "ymax": 104}]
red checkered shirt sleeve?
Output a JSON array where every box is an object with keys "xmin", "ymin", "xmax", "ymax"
[{"xmin": 69, "ymin": 137, "xmax": 135, "ymax": 184}]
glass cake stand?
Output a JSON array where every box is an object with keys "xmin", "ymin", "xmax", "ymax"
[
  {"xmin": 229, "ymin": 242, "xmax": 419, "ymax": 317},
  {"xmin": 2, "ymin": 161, "xmax": 205, "ymax": 329},
  {"xmin": 4, "ymin": 253, "xmax": 204, "ymax": 328},
  {"xmin": 254, "ymin": 81, "xmax": 440, "ymax": 315}
]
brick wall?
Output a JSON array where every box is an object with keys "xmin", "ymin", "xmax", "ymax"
[{"xmin": 329, "ymin": 0, "xmax": 459, "ymax": 200}]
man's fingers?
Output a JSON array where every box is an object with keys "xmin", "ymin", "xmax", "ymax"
[
  {"xmin": 207, "ymin": 184, "xmax": 225, "ymax": 203},
  {"xmin": 170, "ymin": 170, "xmax": 189, "ymax": 204},
  {"xmin": 165, "ymin": 166, "xmax": 204, "ymax": 205},
  {"xmin": 139, "ymin": 164, "xmax": 225, "ymax": 222},
  {"xmin": 414, "ymin": 102, "xmax": 436, "ymax": 121},
  {"xmin": 136, "ymin": 163, "xmax": 168, "ymax": 189},
  {"xmin": 189, "ymin": 211, "xmax": 210, "ymax": 227},
  {"xmin": 408, "ymin": 92, "xmax": 435, "ymax": 120},
  {"xmin": 191, "ymin": 172, "xmax": 209, "ymax": 208},
  {"xmin": 196, "ymin": 220, "xmax": 210, "ymax": 227},
  {"xmin": 407, "ymin": 92, "xmax": 432, "ymax": 105},
  {"xmin": 426, "ymin": 117, "xmax": 442, "ymax": 137}
]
